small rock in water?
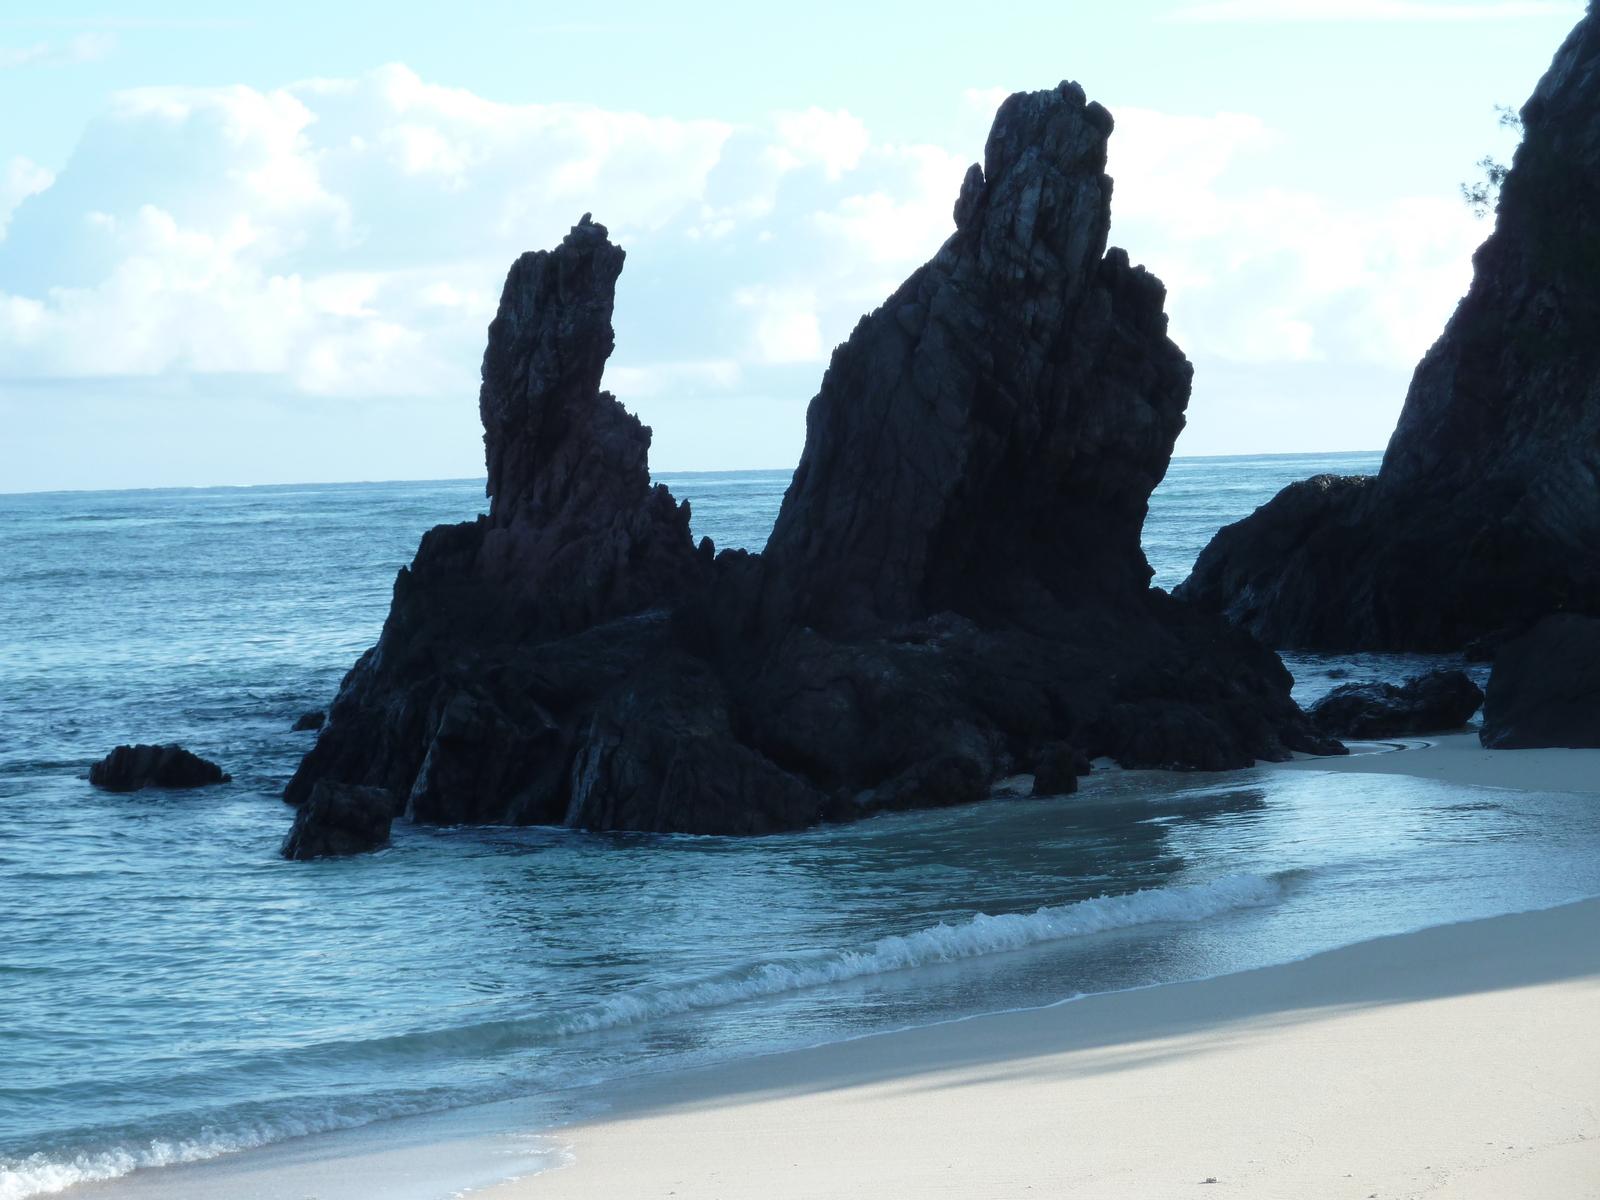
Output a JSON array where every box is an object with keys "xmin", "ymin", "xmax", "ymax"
[
  {"xmin": 1030, "ymin": 741, "xmax": 1090, "ymax": 796},
  {"xmin": 280, "ymin": 780, "xmax": 395, "ymax": 860},
  {"xmin": 292, "ymin": 710, "xmax": 326, "ymax": 732},
  {"xmin": 88, "ymin": 744, "xmax": 231, "ymax": 792},
  {"xmin": 1308, "ymin": 671, "xmax": 1483, "ymax": 739}
]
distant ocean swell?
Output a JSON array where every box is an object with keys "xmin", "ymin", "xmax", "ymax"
[{"xmin": 0, "ymin": 873, "xmax": 1282, "ymax": 1200}]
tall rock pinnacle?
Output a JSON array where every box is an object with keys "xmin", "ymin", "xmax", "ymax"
[
  {"xmin": 283, "ymin": 83, "xmax": 1340, "ymax": 839},
  {"xmin": 762, "ymin": 84, "xmax": 1190, "ymax": 637}
]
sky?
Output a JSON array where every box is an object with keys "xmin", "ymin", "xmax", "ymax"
[{"xmin": 0, "ymin": 0, "xmax": 1582, "ymax": 493}]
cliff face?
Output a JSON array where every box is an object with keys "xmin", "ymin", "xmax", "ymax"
[
  {"xmin": 1179, "ymin": 9, "xmax": 1600, "ymax": 652},
  {"xmin": 284, "ymin": 82, "xmax": 1341, "ymax": 839}
]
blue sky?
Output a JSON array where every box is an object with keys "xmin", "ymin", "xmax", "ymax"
[{"xmin": 0, "ymin": 0, "xmax": 1582, "ymax": 491}]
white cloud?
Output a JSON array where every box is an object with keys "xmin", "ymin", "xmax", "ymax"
[
  {"xmin": 0, "ymin": 157, "xmax": 52, "ymax": 237},
  {"xmin": 605, "ymin": 359, "xmax": 742, "ymax": 398},
  {"xmin": 0, "ymin": 31, "xmax": 115, "ymax": 68},
  {"xmin": 1168, "ymin": 0, "xmax": 1578, "ymax": 20},
  {"xmin": 735, "ymin": 286, "xmax": 825, "ymax": 363},
  {"xmin": 0, "ymin": 65, "xmax": 975, "ymax": 403},
  {"xmin": 0, "ymin": 65, "xmax": 1492, "ymax": 482},
  {"xmin": 770, "ymin": 108, "xmax": 871, "ymax": 180},
  {"xmin": 1108, "ymin": 106, "xmax": 1480, "ymax": 368}
]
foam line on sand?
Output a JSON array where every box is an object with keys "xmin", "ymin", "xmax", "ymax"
[
  {"xmin": 1273, "ymin": 730, "xmax": 1600, "ymax": 792},
  {"xmin": 488, "ymin": 893, "xmax": 1600, "ymax": 1199}
]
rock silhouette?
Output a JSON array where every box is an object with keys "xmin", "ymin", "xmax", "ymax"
[
  {"xmin": 284, "ymin": 82, "xmax": 1341, "ymax": 838},
  {"xmin": 1178, "ymin": 8, "xmax": 1600, "ymax": 652},
  {"xmin": 89, "ymin": 744, "xmax": 231, "ymax": 791},
  {"xmin": 1307, "ymin": 670, "xmax": 1484, "ymax": 740},
  {"xmin": 1480, "ymin": 614, "xmax": 1600, "ymax": 749}
]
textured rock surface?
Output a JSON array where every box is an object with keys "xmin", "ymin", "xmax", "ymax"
[
  {"xmin": 1307, "ymin": 670, "xmax": 1485, "ymax": 739},
  {"xmin": 1179, "ymin": 9, "xmax": 1600, "ymax": 652},
  {"xmin": 281, "ymin": 780, "xmax": 395, "ymax": 859},
  {"xmin": 89, "ymin": 744, "xmax": 230, "ymax": 791},
  {"xmin": 754, "ymin": 87, "xmax": 1189, "ymax": 637},
  {"xmin": 1480, "ymin": 614, "xmax": 1600, "ymax": 748},
  {"xmin": 284, "ymin": 83, "xmax": 1342, "ymax": 840}
]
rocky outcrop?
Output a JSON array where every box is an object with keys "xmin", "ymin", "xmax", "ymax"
[
  {"xmin": 1307, "ymin": 670, "xmax": 1484, "ymax": 739},
  {"xmin": 283, "ymin": 82, "xmax": 1342, "ymax": 840},
  {"xmin": 89, "ymin": 744, "xmax": 230, "ymax": 791},
  {"xmin": 292, "ymin": 711, "xmax": 326, "ymax": 732},
  {"xmin": 1178, "ymin": 8, "xmax": 1600, "ymax": 652},
  {"xmin": 1031, "ymin": 742, "xmax": 1090, "ymax": 796},
  {"xmin": 281, "ymin": 781, "xmax": 395, "ymax": 859},
  {"xmin": 1480, "ymin": 614, "xmax": 1600, "ymax": 748}
]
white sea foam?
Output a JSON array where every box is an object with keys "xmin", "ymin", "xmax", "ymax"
[
  {"xmin": 1, "ymin": 874, "xmax": 1279, "ymax": 1200},
  {"xmin": 0, "ymin": 1109, "xmax": 434, "ymax": 1200},
  {"xmin": 1, "ymin": 1131, "xmax": 268, "ymax": 1200},
  {"xmin": 552, "ymin": 873, "xmax": 1284, "ymax": 1035}
]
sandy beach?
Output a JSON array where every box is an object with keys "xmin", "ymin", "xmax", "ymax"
[{"xmin": 489, "ymin": 738, "xmax": 1600, "ymax": 1200}]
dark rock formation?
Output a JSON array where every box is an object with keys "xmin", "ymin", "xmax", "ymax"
[
  {"xmin": 284, "ymin": 82, "xmax": 1342, "ymax": 840},
  {"xmin": 292, "ymin": 711, "xmax": 326, "ymax": 732},
  {"xmin": 1178, "ymin": 9, "xmax": 1600, "ymax": 652},
  {"xmin": 281, "ymin": 780, "xmax": 395, "ymax": 859},
  {"xmin": 89, "ymin": 744, "xmax": 230, "ymax": 791},
  {"xmin": 1307, "ymin": 670, "xmax": 1485, "ymax": 739},
  {"xmin": 1030, "ymin": 742, "xmax": 1089, "ymax": 796},
  {"xmin": 1480, "ymin": 614, "xmax": 1600, "ymax": 748}
]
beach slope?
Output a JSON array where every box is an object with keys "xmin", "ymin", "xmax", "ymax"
[{"xmin": 496, "ymin": 893, "xmax": 1600, "ymax": 1199}]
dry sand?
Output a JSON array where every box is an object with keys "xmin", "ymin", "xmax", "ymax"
[{"xmin": 488, "ymin": 737, "xmax": 1600, "ymax": 1200}]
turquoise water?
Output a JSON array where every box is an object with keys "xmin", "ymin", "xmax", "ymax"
[{"xmin": 5, "ymin": 452, "xmax": 1598, "ymax": 1200}]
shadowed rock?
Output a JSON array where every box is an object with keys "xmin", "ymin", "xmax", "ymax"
[
  {"xmin": 1307, "ymin": 670, "xmax": 1484, "ymax": 739},
  {"xmin": 280, "ymin": 780, "xmax": 395, "ymax": 859},
  {"xmin": 283, "ymin": 82, "xmax": 1342, "ymax": 840},
  {"xmin": 1030, "ymin": 742, "xmax": 1089, "ymax": 796},
  {"xmin": 1178, "ymin": 8, "xmax": 1600, "ymax": 652},
  {"xmin": 89, "ymin": 744, "xmax": 230, "ymax": 791},
  {"xmin": 1480, "ymin": 614, "xmax": 1600, "ymax": 748},
  {"xmin": 292, "ymin": 711, "xmax": 326, "ymax": 732}
]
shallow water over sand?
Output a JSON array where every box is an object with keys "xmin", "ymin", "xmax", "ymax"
[{"xmin": 7, "ymin": 452, "xmax": 1594, "ymax": 1200}]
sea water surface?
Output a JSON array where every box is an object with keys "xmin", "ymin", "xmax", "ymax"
[{"xmin": 4, "ymin": 451, "xmax": 1599, "ymax": 1200}]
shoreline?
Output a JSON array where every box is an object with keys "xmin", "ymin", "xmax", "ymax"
[
  {"xmin": 492, "ymin": 895, "xmax": 1600, "ymax": 1199},
  {"xmin": 1273, "ymin": 729, "xmax": 1600, "ymax": 793},
  {"xmin": 484, "ymin": 733, "xmax": 1600, "ymax": 1199},
  {"xmin": 52, "ymin": 734, "xmax": 1600, "ymax": 1200}
]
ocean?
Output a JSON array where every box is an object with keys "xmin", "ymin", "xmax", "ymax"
[{"xmin": 4, "ymin": 451, "xmax": 1599, "ymax": 1200}]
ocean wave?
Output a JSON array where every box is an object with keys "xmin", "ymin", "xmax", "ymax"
[
  {"xmin": 550, "ymin": 872, "xmax": 1285, "ymax": 1036},
  {"xmin": 1, "ymin": 874, "xmax": 1279, "ymax": 1199},
  {"xmin": 0, "ymin": 1096, "xmax": 474, "ymax": 1200},
  {"xmin": 2, "ymin": 1128, "xmax": 277, "ymax": 1200}
]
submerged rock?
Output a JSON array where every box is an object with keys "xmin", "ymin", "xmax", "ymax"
[
  {"xmin": 284, "ymin": 82, "xmax": 1341, "ymax": 840},
  {"xmin": 280, "ymin": 780, "xmax": 395, "ymax": 859},
  {"xmin": 1307, "ymin": 670, "xmax": 1485, "ymax": 739},
  {"xmin": 89, "ymin": 744, "xmax": 230, "ymax": 792},
  {"xmin": 1480, "ymin": 614, "xmax": 1600, "ymax": 749},
  {"xmin": 1177, "ymin": 9, "xmax": 1600, "ymax": 652}
]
